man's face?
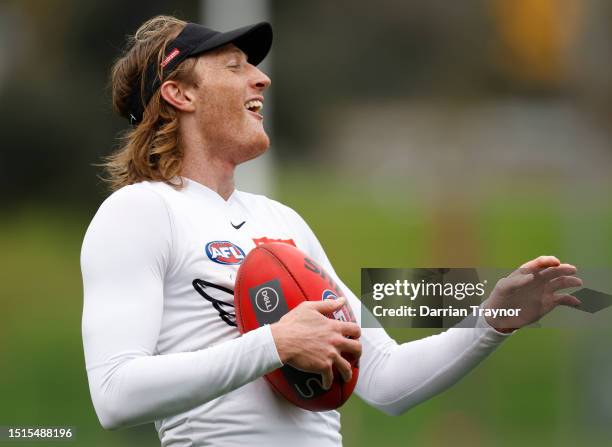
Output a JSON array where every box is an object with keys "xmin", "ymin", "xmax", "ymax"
[{"xmin": 187, "ymin": 44, "xmax": 271, "ymax": 164}]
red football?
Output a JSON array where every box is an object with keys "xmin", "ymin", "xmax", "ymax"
[{"xmin": 234, "ymin": 242, "xmax": 359, "ymax": 411}]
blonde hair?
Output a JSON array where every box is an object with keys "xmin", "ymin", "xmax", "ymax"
[{"xmin": 103, "ymin": 15, "xmax": 198, "ymax": 191}]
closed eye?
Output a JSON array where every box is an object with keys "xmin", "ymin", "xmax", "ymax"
[{"xmin": 225, "ymin": 50, "xmax": 247, "ymax": 69}]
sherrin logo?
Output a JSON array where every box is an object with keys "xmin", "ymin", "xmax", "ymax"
[{"xmin": 205, "ymin": 241, "xmax": 246, "ymax": 265}]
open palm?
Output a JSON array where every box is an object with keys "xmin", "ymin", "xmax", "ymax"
[{"xmin": 484, "ymin": 256, "xmax": 583, "ymax": 331}]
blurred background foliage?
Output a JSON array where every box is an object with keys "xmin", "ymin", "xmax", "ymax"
[{"xmin": 1, "ymin": 0, "xmax": 612, "ymax": 446}]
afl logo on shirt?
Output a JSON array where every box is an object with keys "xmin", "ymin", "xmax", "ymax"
[
  {"xmin": 322, "ymin": 289, "xmax": 338, "ymax": 301},
  {"xmin": 205, "ymin": 241, "xmax": 246, "ymax": 265}
]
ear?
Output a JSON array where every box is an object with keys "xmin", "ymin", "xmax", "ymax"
[{"xmin": 159, "ymin": 80, "xmax": 197, "ymax": 113}]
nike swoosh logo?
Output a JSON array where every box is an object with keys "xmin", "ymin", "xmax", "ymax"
[{"xmin": 231, "ymin": 221, "xmax": 246, "ymax": 230}]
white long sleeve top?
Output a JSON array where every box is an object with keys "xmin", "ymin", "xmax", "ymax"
[{"xmin": 81, "ymin": 178, "xmax": 509, "ymax": 447}]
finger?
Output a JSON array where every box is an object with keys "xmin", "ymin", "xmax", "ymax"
[
  {"xmin": 519, "ymin": 255, "xmax": 561, "ymax": 273},
  {"xmin": 310, "ymin": 296, "xmax": 346, "ymax": 314},
  {"xmin": 333, "ymin": 353, "xmax": 353, "ymax": 383},
  {"xmin": 539, "ymin": 264, "xmax": 577, "ymax": 281},
  {"xmin": 337, "ymin": 321, "xmax": 361, "ymax": 339},
  {"xmin": 547, "ymin": 275, "xmax": 583, "ymax": 293},
  {"xmin": 335, "ymin": 337, "xmax": 362, "ymax": 359},
  {"xmin": 553, "ymin": 294, "xmax": 582, "ymax": 308},
  {"xmin": 321, "ymin": 365, "xmax": 334, "ymax": 390}
]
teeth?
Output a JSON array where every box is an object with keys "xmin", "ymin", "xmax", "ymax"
[{"xmin": 245, "ymin": 99, "xmax": 263, "ymax": 112}]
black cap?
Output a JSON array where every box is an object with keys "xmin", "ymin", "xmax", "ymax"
[{"xmin": 127, "ymin": 21, "xmax": 273, "ymax": 125}]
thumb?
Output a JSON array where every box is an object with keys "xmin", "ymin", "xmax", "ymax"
[{"xmin": 311, "ymin": 296, "xmax": 346, "ymax": 314}]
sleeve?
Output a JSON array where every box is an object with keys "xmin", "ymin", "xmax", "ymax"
[
  {"xmin": 81, "ymin": 186, "xmax": 282, "ymax": 430},
  {"xmin": 282, "ymin": 205, "xmax": 511, "ymax": 416}
]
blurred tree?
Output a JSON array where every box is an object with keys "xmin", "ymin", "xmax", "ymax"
[
  {"xmin": 489, "ymin": 0, "xmax": 584, "ymax": 90},
  {"xmin": 0, "ymin": 0, "xmax": 197, "ymax": 209}
]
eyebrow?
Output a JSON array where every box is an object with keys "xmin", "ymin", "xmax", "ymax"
[{"xmin": 224, "ymin": 47, "xmax": 247, "ymax": 61}]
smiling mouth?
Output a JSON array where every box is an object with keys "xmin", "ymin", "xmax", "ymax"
[{"xmin": 245, "ymin": 99, "xmax": 263, "ymax": 115}]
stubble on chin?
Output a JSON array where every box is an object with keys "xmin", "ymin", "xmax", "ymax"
[{"xmin": 198, "ymin": 105, "xmax": 270, "ymax": 164}]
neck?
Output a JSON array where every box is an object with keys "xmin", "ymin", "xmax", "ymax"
[{"xmin": 179, "ymin": 124, "xmax": 236, "ymax": 201}]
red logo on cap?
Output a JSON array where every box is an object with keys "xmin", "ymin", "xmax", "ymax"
[{"xmin": 161, "ymin": 48, "xmax": 180, "ymax": 68}]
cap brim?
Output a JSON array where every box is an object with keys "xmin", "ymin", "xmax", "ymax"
[{"xmin": 190, "ymin": 22, "xmax": 272, "ymax": 66}]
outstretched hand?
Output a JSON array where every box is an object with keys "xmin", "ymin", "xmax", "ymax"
[{"xmin": 484, "ymin": 256, "xmax": 583, "ymax": 331}]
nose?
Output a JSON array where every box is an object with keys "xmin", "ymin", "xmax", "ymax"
[{"xmin": 250, "ymin": 65, "xmax": 271, "ymax": 91}]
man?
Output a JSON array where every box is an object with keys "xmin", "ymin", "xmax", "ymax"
[{"xmin": 81, "ymin": 15, "xmax": 583, "ymax": 446}]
